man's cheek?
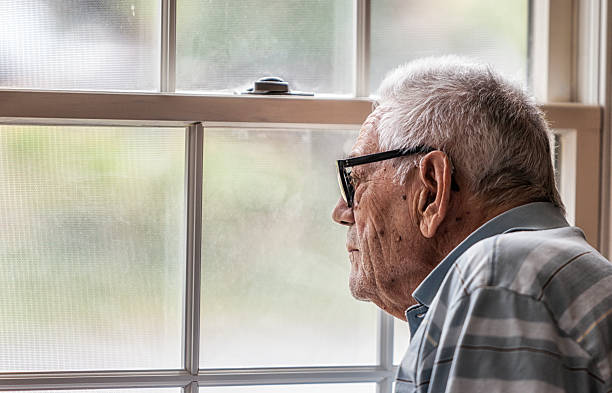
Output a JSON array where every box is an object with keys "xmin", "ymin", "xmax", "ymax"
[
  {"xmin": 358, "ymin": 234, "xmax": 381, "ymax": 279},
  {"xmin": 361, "ymin": 226, "xmax": 388, "ymax": 272},
  {"xmin": 366, "ymin": 215, "xmax": 393, "ymax": 258}
]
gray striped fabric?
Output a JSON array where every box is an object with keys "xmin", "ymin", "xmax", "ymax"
[{"xmin": 396, "ymin": 202, "xmax": 612, "ymax": 392}]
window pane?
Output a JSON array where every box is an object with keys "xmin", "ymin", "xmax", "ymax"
[
  {"xmin": 393, "ymin": 317, "xmax": 410, "ymax": 365},
  {"xmin": 200, "ymin": 127, "xmax": 378, "ymax": 368},
  {"xmin": 200, "ymin": 384, "xmax": 376, "ymax": 393},
  {"xmin": 0, "ymin": 125, "xmax": 185, "ymax": 371},
  {"xmin": 0, "ymin": 0, "xmax": 160, "ymax": 91},
  {"xmin": 177, "ymin": 1, "xmax": 354, "ymax": 94},
  {"xmin": 370, "ymin": 0, "xmax": 529, "ymax": 93}
]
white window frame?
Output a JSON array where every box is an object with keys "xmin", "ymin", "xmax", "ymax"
[
  {"xmin": 530, "ymin": 0, "xmax": 607, "ymax": 253},
  {"xmin": 0, "ymin": 1, "xmax": 606, "ymax": 392},
  {"xmin": 0, "ymin": 94, "xmax": 393, "ymax": 393}
]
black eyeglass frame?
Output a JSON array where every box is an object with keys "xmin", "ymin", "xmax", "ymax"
[{"xmin": 336, "ymin": 146, "xmax": 436, "ymax": 208}]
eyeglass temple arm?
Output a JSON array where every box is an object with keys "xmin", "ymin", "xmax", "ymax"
[{"xmin": 338, "ymin": 147, "xmax": 435, "ymax": 168}]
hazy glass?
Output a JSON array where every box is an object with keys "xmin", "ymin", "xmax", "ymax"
[
  {"xmin": 0, "ymin": 0, "xmax": 160, "ymax": 91},
  {"xmin": 0, "ymin": 126, "xmax": 185, "ymax": 370},
  {"xmin": 177, "ymin": 1, "xmax": 354, "ymax": 94},
  {"xmin": 370, "ymin": 0, "xmax": 529, "ymax": 93},
  {"xmin": 393, "ymin": 317, "xmax": 411, "ymax": 365},
  {"xmin": 200, "ymin": 384, "xmax": 375, "ymax": 393},
  {"xmin": 200, "ymin": 127, "xmax": 378, "ymax": 368}
]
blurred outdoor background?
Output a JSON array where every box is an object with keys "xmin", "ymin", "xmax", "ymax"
[
  {"xmin": 0, "ymin": 126, "xmax": 186, "ymax": 370},
  {"xmin": 1, "ymin": 0, "xmax": 527, "ymax": 94},
  {"xmin": 200, "ymin": 127, "xmax": 377, "ymax": 368},
  {"xmin": 0, "ymin": 0, "xmax": 528, "ymax": 377}
]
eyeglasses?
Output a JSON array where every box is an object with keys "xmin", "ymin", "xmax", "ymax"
[{"xmin": 336, "ymin": 146, "xmax": 435, "ymax": 208}]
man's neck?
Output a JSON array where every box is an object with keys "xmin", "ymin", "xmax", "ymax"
[{"xmin": 436, "ymin": 196, "xmax": 525, "ymax": 264}]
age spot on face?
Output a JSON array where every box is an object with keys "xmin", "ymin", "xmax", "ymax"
[{"xmin": 402, "ymin": 195, "xmax": 407, "ymax": 200}]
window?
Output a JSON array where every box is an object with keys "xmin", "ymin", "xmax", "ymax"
[
  {"xmin": 199, "ymin": 126, "xmax": 377, "ymax": 369},
  {"xmin": 0, "ymin": 125, "xmax": 185, "ymax": 371},
  {"xmin": 0, "ymin": 1, "xmax": 605, "ymax": 393},
  {"xmin": 176, "ymin": 0, "xmax": 354, "ymax": 94},
  {"xmin": 0, "ymin": 0, "xmax": 161, "ymax": 91},
  {"xmin": 369, "ymin": 0, "xmax": 529, "ymax": 91}
]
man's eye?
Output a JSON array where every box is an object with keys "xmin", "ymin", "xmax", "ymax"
[{"xmin": 349, "ymin": 172, "xmax": 360, "ymax": 187}]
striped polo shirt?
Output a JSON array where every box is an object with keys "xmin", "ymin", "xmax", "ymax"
[{"xmin": 395, "ymin": 202, "xmax": 612, "ymax": 392}]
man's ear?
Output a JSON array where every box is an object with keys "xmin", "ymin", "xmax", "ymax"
[{"xmin": 417, "ymin": 151, "xmax": 453, "ymax": 238}]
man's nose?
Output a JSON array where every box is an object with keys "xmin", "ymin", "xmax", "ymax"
[{"xmin": 332, "ymin": 197, "xmax": 355, "ymax": 226}]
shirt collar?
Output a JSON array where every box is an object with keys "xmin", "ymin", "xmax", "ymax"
[{"xmin": 411, "ymin": 202, "xmax": 569, "ymax": 307}]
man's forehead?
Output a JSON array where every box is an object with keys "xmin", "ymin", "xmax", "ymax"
[{"xmin": 350, "ymin": 108, "xmax": 384, "ymax": 157}]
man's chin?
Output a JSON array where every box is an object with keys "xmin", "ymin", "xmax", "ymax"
[{"xmin": 349, "ymin": 278, "xmax": 373, "ymax": 302}]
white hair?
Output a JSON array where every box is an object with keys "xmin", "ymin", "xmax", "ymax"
[{"xmin": 375, "ymin": 56, "xmax": 564, "ymax": 212}]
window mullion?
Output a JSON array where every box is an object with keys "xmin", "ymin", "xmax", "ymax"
[
  {"xmin": 0, "ymin": 370, "xmax": 192, "ymax": 390},
  {"xmin": 355, "ymin": 0, "xmax": 371, "ymax": 97},
  {"xmin": 196, "ymin": 366, "xmax": 390, "ymax": 386},
  {"xmin": 376, "ymin": 310, "xmax": 394, "ymax": 393},
  {"xmin": 184, "ymin": 381, "xmax": 199, "ymax": 393},
  {"xmin": 161, "ymin": 0, "xmax": 177, "ymax": 93},
  {"xmin": 377, "ymin": 376, "xmax": 394, "ymax": 393},
  {"xmin": 184, "ymin": 123, "xmax": 204, "ymax": 375}
]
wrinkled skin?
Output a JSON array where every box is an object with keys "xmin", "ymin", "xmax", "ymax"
[{"xmin": 332, "ymin": 109, "xmax": 501, "ymax": 320}]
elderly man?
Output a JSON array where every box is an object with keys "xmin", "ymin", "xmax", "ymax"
[{"xmin": 332, "ymin": 57, "xmax": 612, "ymax": 392}]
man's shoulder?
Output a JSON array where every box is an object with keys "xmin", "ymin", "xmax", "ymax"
[
  {"xmin": 490, "ymin": 226, "xmax": 611, "ymax": 299},
  {"xmin": 436, "ymin": 226, "xmax": 612, "ymax": 383},
  {"xmin": 450, "ymin": 226, "xmax": 611, "ymax": 298}
]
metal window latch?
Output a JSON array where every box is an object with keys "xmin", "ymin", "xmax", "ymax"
[{"xmin": 242, "ymin": 77, "xmax": 314, "ymax": 96}]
